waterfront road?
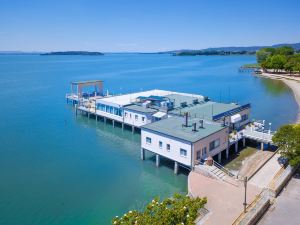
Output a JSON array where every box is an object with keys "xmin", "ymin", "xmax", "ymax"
[{"xmin": 258, "ymin": 168, "xmax": 300, "ymax": 225}]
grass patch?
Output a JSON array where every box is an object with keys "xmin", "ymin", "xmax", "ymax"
[{"xmin": 224, "ymin": 147, "xmax": 257, "ymax": 171}]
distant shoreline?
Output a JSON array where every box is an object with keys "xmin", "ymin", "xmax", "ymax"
[
  {"xmin": 259, "ymin": 72, "xmax": 300, "ymax": 124},
  {"xmin": 40, "ymin": 51, "xmax": 104, "ymax": 56}
]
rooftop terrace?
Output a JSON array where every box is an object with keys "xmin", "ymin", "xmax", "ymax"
[{"xmin": 142, "ymin": 116, "xmax": 227, "ymax": 143}]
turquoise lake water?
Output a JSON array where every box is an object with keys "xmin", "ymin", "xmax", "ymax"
[{"xmin": 0, "ymin": 54, "xmax": 298, "ymax": 225}]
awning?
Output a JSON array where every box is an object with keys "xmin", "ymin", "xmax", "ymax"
[
  {"xmin": 231, "ymin": 114, "xmax": 241, "ymax": 123},
  {"xmin": 152, "ymin": 111, "xmax": 166, "ymax": 118}
]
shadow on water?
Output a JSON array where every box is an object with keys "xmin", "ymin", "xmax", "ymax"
[{"xmin": 260, "ymin": 78, "xmax": 290, "ymax": 96}]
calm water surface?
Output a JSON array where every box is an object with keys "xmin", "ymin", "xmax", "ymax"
[{"xmin": 0, "ymin": 54, "xmax": 297, "ymax": 225}]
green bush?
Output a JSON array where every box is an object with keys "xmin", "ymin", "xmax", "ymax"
[{"xmin": 112, "ymin": 193, "xmax": 207, "ymax": 225}]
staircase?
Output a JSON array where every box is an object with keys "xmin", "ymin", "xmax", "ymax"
[{"xmin": 194, "ymin": 160, "xmax": 239, "ymax": 186}]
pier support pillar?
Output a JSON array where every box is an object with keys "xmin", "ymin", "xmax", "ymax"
[
  {"xmin": 174, "ymin": 162, "xmax": 179, "ymax": 175},
  {"xmin": 112, "ymin": 120, "xmax": 115, "ymax": 128},
  {"xmin": 88, "ymin": 113, "xmax": 90, "ymax": 119},
  {"xmin": 132, "ymin": 126, "xmax": 135, "ymax": 134},
  {"xmin": 226, "ymin": 146, "xmax": 229, "ymax": 159},
  {"xmin": 156, "ymin": 154, "xmax": 160, "ymax": 167},
  {"xmin": 261, "ymin": 142, "xmax": 264, "ymax": 151},
  {"xmin": 218, "ymin": 152, "xmax": 222, "ymax": 163},
  {"xmin": 243, "ymin": 137, "xmax": 246, "ymax": 147},
  {"xmin": 140, "ymin": 148, "xmax": 145, "ymax": 160},
  {"xmin": 122, "ymin": 123, "xmax": 124, "ymax": 131},
  {"xmin": 235, "ymin": 141, "xmax": 238, "ymax": 153},
  {"xmin": 104, "ymin": 117, "xmax": 107, "ymax": 124},
  {"xmin": 95, "ymin": 115, "xmax": 98, "ymax": 122},
  {"xmin": 75, "ymin": 104, "xmax": 78, "ymax": 116}
]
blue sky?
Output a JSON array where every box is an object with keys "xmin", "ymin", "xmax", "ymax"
[{"xmin": 0, "ymin": 0, "xmax": 300, "ymax": 52}]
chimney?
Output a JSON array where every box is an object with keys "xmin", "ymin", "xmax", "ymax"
[
  {"xmin": 199, "ymin": 119, "xmax": 204, "ymax": 128},
  {"xmin": 192, "ymin": 122, "xmax": 197, "ymax": 132},
  {"xmin": 185, "ymin": 112, "xmax": 188, "ymax": 127}
]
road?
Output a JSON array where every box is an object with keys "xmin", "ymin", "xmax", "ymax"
[{"xmin": 258, "ymin": 168, "xmax": 300, "ymax": 225}]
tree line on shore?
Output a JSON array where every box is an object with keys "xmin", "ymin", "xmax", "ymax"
[{"xmin": 256, "ymin": 46, "xmax": 300, "ymax": 74}]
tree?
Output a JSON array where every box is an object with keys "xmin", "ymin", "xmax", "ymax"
[
  {"xmin": 275, "ymin": 46, "xmax": 294, "ymax": 56},
  {"xmin": 270, "ymin": 55, "xmax": 287, "ymax": 72},
  {"xmin": 112, "ymin": 193, "xmax": 207, "ymax": 225},
  {"xmin": 256, "ymin": 49, "xmax": 270, "ymax": 64},
  {"xmin": 272, "ymin": 124, "xmax": 300, "ymax": 166}
]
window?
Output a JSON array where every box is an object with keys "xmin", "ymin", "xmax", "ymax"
[
  {"xmin": 242, "ymin": 114, "xmax": 248, "ymax": 121},
  {"xmin": 180, "ymin": 149, "xmax": 187, "ymax": 157},
  {"xmin": 129, "ymin": 114, "xmax": 132, "ymax": 118},
  {"xmin": 196, "ymin": 150, "xmax": 201, "ymax": 160},
  {"xmin": 135, "ymin": 115, "xmax": 138, "ymax": 121},
  {"xmin": 166, "ymin": 144, "xmax": 170, "ymax": 151},
  {"xmin": 159, "ymin": 141, "xmax": 163, "ymax": 149},
  {"xmin": 146, "ymin": 137, "xmax": 151, "ymax": 144},
  {"xmin": 209, "ymin": 139, "xmax": 220, "ymax": 151},
  {"xmin": 142, "ymin": 117, "xmax": 145, "ymax": 122},
  {"xmin": 125, "ymin": 112, "xmax": 128, "ymax": 117}
]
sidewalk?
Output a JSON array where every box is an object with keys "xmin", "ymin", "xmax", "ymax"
[{"xmin": 188, "ymin": 172, "xmax": 260, "ymax": 225}]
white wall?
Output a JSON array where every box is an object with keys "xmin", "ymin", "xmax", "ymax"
[
  {"xmin": 123, "ymin": 110, "xmax": 152, "ymax": 127},
  {"xmin": 141, "ymin": 129, "xmax": 192, "ymax": 166}
]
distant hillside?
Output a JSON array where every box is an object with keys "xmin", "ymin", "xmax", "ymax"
[
  {"xmin": 160, "ymin": 42, "xmax": 300, "ymax": 56},
  {"xmin": 41, "ymin": 51, "xmax": 104, "ymax": 56}
]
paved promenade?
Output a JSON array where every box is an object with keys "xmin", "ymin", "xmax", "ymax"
[
  {"xmin": 249, "ymin": 154, "xmax": 281, "ymax": 188},
  {"xmin": 258, "ymin": 168, "xmax": 300, "ymax": 225},
  {"xmin": 189, "ymin": 172, "xmax": 260, "ymax": 225}
]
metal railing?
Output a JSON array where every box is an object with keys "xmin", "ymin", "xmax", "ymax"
[{"xmin": 212, "ymin": 160, "xmax": 236, "ymax": 178}]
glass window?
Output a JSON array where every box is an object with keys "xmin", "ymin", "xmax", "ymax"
[
  {"xmin": 125, "ymin": 112, "xmax": 128, "ymax": 117},
  {"xmin": 159, "ymin": 141, "xmax": 162, "ymax": 149},
  {"xmin": 180, "ymin": 149, "xmax": 187, "ymax": 157},
  {"xmin": 203, "ymin": 147, "xmax": 207, "ymax": 156},
  {"xmin": 146, "ymin": 137, "xmax": 151, "ymax": 144},
  {"xmin": 209, "ymin": 139, "xmax": 220, "ymax": 151},
  {"xmin": 142, "ymin": 117, "xmax": 145, "ymax": 122},
  {"xmin": 166, "ymin": 144, "xmax": 170, "ymax": 151},
  {"xmin": 135, "ymin": 115, "xmax": 138, "ymax": 120}
]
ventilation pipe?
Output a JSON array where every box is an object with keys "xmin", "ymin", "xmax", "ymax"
[
  {"xmin": 199, "ymin": 119, "xmax": 204, "ymax": 128},
  {"xmin": 185, "ymin": 112, "xmax": 188, "ymax": 127},
  {"xmin": 192, "ymin": 122, "xmax": 197, "ymax": 132}
]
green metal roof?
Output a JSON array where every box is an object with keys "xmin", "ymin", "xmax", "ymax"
[
  {"xmin": 170, "ymin": 101, "xmax": 240, "ymax": 120},
  {"xmin": 165, "ymin": 94, "xmax": 202, "ymax": 108},
  {"xmin": 124, "ymin": 104, "xmax": 158, "ymax": 114},
  {"xmin": 142, "ymin": 116, "xmax": 226, "ymax": 143}
]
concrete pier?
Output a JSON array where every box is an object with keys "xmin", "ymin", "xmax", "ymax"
[
  {"xmin": 140, "ymin": 148, "xmax": 145, "ymax": 160},
  {"xmin": 156, "ymin": 154, "xmax": 160, "ymax": 167},
  {"xmin": 174, "ymin": 161, "xmax": 179, "ymax": 175}
]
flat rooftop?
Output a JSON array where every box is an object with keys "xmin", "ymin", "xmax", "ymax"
[
  {"xmin": 170, "ymin": 101, "xmax": 241, "ymax": 120},
  {"xmin": 96, "ymin": 90, "xmax": 204, "ymax": 107},
  {"xmin": 71, "ymin": 80, "xmax": 103, "ymax": 85},
  {"xmin": 124, "ymin": 104, "xmax": 158, "ymax": 114},
  {"xmin": 165, "ymin": 93, "xmax": 204, "ymax": 108},
  {"xmin": 142, "ymin": 116, "xmax": 226, "ymax": 143}
]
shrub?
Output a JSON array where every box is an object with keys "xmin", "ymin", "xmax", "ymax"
[{"xmin": 112, "ymin": 193, "xmax": 207, "ymax": 225}]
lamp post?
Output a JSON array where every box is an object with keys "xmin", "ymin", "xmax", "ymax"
[{"xmin": 243, "ymin": 176, "xmax": 248, "ymax": 213}]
